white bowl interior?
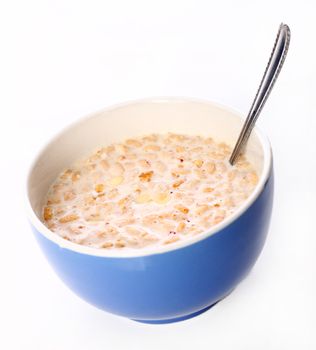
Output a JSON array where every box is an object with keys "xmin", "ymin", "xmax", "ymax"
[{"xmin": 27, "ymin": 98, "xmax": 271, "ymax": 256}]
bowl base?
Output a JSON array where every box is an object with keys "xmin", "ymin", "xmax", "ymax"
[
  {"xmin": 131, "ymin": 288, "xmax": 236, "ymax": 324},
  {"xmin": 132, "ymin": 302, "xmax": 218, "ymax": 324}
]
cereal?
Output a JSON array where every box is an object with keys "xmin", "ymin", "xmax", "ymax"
[
  {"xmin": 177, "ymin": 222, "xmax": 186, "ymax": 232},
  {"xmin": 107, "ymin": 188, "xmax": 119, "ymax": 199},
  {"xmin": 193, "ymin": 159, "xmax": 204, "ymax": 168},
  {"xmin": 205, "ymin": 161, "xmax": 216, "ymax": 174},
  {"xmin": 135, "ymin": 193, "xmax": 152, "ymax": 204},
  {"xmin": 139, "ymin": 171, "xmax": 153, "ymax": 182},
  {"xmin": 100, "ymin": 160, "xmax": 109, "ymax": 170},
  {"xmin": 164, "ymin": 234, "xmax": 180, "ymax": 245},
  {"xmin": 246, "ymin": 171, "xmax": 259, "ymax": 185},
  {"xmin": 153, "ymin": 192, "xmax": 170, "ymax": 204},
  {"xmin": 175, "ymin": 205, "xmax": 189, "ymax": 214},
  {"xmin": 138, "ymin": 159, "xmax": 151, "ymax": 168},
  {"xmin": 172, "ymin": 179, "xmax": 185, "ymax": 188},
  {"xmin": 102, "ymin": 242, "xmax": 114, "ymax": 248},
  {"xmin": 126, "ymin": 139, "xmax": 142, "ymax": 147},
  {"xmin": 95, "ymin": 184, "xmax": 105, "ymax": 193},
  {"xmin": 59, "ymin": 214, "xmax": 79, "ymax": 223},
  {"xmin": 175, "ymin": 146, "xmax": 185, "ymax": 153},
  {"xmin": 43, "ymin": 207, "xmax": 53, "ymax": 221},
  {"xmin": 71, "ymin": 171, "xmax": 81, "ymax": 182},
  {"xmin": 195, "ymin": 204, "xmax": 210, "ymax": 216},
  {"xmin": 115, "ymin": 240, "xmax": 126, "ymax": 248},
  {"xmin": 42, "ymin": 133, "xmax": 258, "ymax": 250},
  {"xmin": 203, "ymin": 187, "xmax": 214, "ymax": 193},
  {"xmin": 144, "ymin": 144, "xmax": 161, "ymax": 152},
  {"xmin": 109, "ymin": 176, "xmax": 124, "ymax": 186}
]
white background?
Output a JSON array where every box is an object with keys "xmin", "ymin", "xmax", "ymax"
[{"xmin": 1, "ymin": 0, "xmax": 315, "ymax": 349}]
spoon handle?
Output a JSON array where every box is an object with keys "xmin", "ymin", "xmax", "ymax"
[{"xmin": 229, "ymin": 23, "xmax": 291, "ymax": 165}]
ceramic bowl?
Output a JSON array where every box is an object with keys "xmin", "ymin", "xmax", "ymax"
[{"xmin": 26, "ymin": 98, "xmax": 273, "ymax": 323}]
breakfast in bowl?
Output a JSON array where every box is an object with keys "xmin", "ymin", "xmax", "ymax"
[{"xmin": 27, "ymin": 98, "xmax": 273, "ymax": 323}]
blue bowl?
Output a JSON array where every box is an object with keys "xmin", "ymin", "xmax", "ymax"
[{"xmin": 26, "ymin": 98, "xmax": 273, "ymax": 323}]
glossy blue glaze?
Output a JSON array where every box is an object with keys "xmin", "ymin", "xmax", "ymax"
[{"xmin": 31, "ymin": 170, "xmax": 273, "ymax": 323}]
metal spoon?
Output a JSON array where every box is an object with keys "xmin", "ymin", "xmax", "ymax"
[{"xmin": 229, "ymin": 23, "xmax": 291, "ymax": 165}]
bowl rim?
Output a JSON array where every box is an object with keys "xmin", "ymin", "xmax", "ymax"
[{"xmin": 26, "ymin": 96, "xmax": 272, "ymax": 258}]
